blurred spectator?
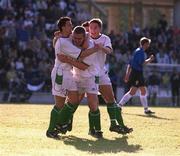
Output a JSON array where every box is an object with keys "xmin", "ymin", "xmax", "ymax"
[
  {"xmin": 15, "ymin": 57, "xmax": 24, "ymax": 71},
  {"xmin": 161, "ymin": 72, "xmax": 170, "ymax": 94},
  {"xmin": 108, "ymin": 56, "xmax": 118, "ymax": 99},
  {"xmin": 25, "ymin": 61, "xmax": 45, "ymax": 92},
  {"xmin": 16, "ymin": 25, "xmax": 30, "ymax": 50},
  {"xmin": 0, "ymin": 0, "xmax": 12, "ymax": 10},
  {"xmin": 158, "ymin": 14, "xmax": 168, "ymax": 32},
  {"xmin": 35, "ymin": 0, "xmax": 48, "ymax": 10},
  {"xmin": 170, "ymin": 70, "xmax": 180, "ymax": 106},
  {"xmin": 59, "ymin": 0, "xmax": 67, "ymax": 12},
  {"xmin": 156, "ymin": 48, "xmax": 170, "ymax": 64},
  {"xmin": 0, "ymin": 0, "xmax": 180, "ymax": 105},
  {"xmin": 169, "ymin": 51, "xmax": 179, "ymax": 64},
  {"xmin": 28, "ymin": 35, "xmax": 41, "ymax": 52},
  {"xmin": 147, "ymin": 71, "xmax": 160, "ymax": 106},
  {"xmin": 0, "ymin": 49, "xmax": 7, "ymax": 89}
]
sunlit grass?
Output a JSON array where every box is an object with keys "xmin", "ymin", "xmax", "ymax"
[{"xmin": 0, "ymin": 104, "xmax": 180, "ymax": 156}]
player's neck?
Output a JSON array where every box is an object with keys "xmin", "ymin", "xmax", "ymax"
[
  {"xmin": 61, "ymin": 32, "xmax": 70, "ymax": 38},
  {"xmin": 140, "ymin": 46, "xmax": 145, "ymax": 51},
  {"xmin": 91, "ymin": 33, "xmax": 102, "ymax": 39}
]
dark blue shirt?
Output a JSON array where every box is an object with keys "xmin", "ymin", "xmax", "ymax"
[{"xmin": 129, "ymin": 47, "xmax": 145, "ymax": 71}]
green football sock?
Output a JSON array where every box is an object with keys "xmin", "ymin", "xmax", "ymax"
[
  {"xmin": 58, "ymin": 102, "xmax": 77, "ymax": 125},
  {"xmin": 88, "ymin": 111, "xmax": 94, "ymax": 131},
  {"xmin": 89, "ymin": 109, "xmax": 101, "ymax": 131},
  {"xmin": 93, "ymin": 109, "xmax": 101, "ymax": 131},
  {"xmin": 107, "ymin": 103, "xmax": 117, "ymax": 127},
  {"xmin": 47, "ymin": 106, "xmax": 61, "ymax": 132},
  {"xmin": 115, "ymin": 106, "xmax": 125, "ymax": 126},
  {"xmin": 68, "ymin": 104, "xmax": 79, "ymax": 131}
]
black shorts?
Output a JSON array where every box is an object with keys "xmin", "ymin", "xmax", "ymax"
[{"xmin": 128, "ymin": 69, "xmax": 145, "ymax": 87}]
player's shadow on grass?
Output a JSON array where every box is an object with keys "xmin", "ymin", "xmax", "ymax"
[
  {"xmin": 135, "ymin": 114, "xmax": 174, "ymax": 120},
  {"xmin": 124, "ymin": 113, "xmax": 174, "ymax": 121},
  {"xmin": 62, "ymin": 135, "xmax": 142, "ymax": 154}
]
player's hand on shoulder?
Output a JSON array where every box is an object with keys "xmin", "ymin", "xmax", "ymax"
[
  {"xmin": 53, "ymin": 31, "xmax": 61, "ymax": 48},
  {"xmin": 54, "ymin": 31, "xmax": 61, "ymax": 37},
  {"xmin": 94, "ymin": 43, "xmax": 103, "ymax": 51}
]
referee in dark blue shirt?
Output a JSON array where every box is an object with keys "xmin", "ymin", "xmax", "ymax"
[{"xmin": 118, "ymin": 37, "xmax": 155, "ymax": 114}]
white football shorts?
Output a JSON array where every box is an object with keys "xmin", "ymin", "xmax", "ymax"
[
  {"xmin": 51, "ymin": 67, "xmax": 77, "ymax": 97},
  {"xmin": 75, "ymin": 76, "xmax": 99, "ymax": 95},
  {"xmin": 99, "ymin": 71, "xmax": 112, "ymax": 86}
]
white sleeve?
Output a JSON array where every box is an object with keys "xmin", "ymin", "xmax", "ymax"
[
  {"xmin": 104, "ymin": 36, "xmax": 112, "ymax": 49},
  {"xmin": 61, "ymin": 39, "xmax": 81, "ymax": 59},
  {"xmin": 88, "ymin": 40, "xmax": 94, "ymax": 48},
  {"xmin": 82, "ymin": 40, "xmax": 96, "ymax": 65},
  {"xmin": 54, "ymin": 38, "xmax": 61, "ymax": 55}
]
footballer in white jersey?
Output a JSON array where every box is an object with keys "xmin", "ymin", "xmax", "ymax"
[
  {"xmin": 90, "ymin": 34, "xmax": 112, "ymax": 85},
  {"xmin": 52, "ymin": 36, "xmax": 82, "ymax": 97},
  {"xmin": 52, "ymin": 33, "xmax": 99, "ymax": 97},
  {"xmin": 74, "ymin": 40, "xmax": 100, "ymax": 94},
  {"xmin": 57, "ymin": 26, "xmax": 103, "ymax": 137},
  {"xmin": 54, "ymin": 37, "xmax": 81, "ymax": 69},
  {"xmin": 88, "ymin": 18, "xmax": 133, "ymax": 134},
  {"xmin": 47, "ymin": 16, "xmax": 77, "ymax": 139},
  {"xmin": 48, "ymin": 17, "xmax": 101, "ymax": 139},
  {"xmin": 90, "ymin": 34, "xmax": 112, "ymax": 74}
]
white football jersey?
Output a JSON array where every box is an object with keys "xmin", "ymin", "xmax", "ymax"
[
  {"xmin": 54, "ymin": 37, "xmax": 81, "ymax": 70},
  {"xmin": 73, "ymin": 40, "xmax": 100, "ymax": 77},
  {"xmin": 90, "ymin": 34, "xmax": 112, "ymax": 75}
]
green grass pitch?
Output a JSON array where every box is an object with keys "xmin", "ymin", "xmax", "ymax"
[{"xmin": 0, "ymin": 104, "xmax": 180, "ymax": 156}]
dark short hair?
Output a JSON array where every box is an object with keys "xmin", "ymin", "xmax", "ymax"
[
  {"xmin": 81, "ymin": 21, "xmax": 89, "ymax": 27},
  {"xmin": 73, "ymin": 26, "xmax": 86, "ymax": 36},
  {"xmin": 89, "ymin": 18, "xmax": 102, "ymax": 28},
  {"xmin": 57, "ymin": 16, "xmax": 71, "ymax": 31},
  {"xmin": 140, "ymin": 37, "xmax": 151, "ymax": 46}
]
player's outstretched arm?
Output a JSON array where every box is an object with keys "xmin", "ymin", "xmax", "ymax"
[
  {"xmin": 57, "ymin": 54, "xmax": 89, "ymax": 70},
  {"xmin": 124, "ymin": 64, "xmax": 132, "ymax": 83}
]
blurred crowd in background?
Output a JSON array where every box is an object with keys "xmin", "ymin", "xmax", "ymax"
[{"xmin": 0, "ymin": 0, "xmax": 179, "ymax": 105}]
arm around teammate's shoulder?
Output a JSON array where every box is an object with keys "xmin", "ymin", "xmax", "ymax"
[
  {"xmin": 77, "ymin": 45, "xmax": 99, "ymax": 61},
  {"xmin": 57, "ymin": 54, "xmax": 89, "ymax": 70}
]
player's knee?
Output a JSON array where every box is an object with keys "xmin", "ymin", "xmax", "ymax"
[
  {"xmin": 105, "ymin": 97, "xmax": 115, "ymax": 103},
  {"xmin": 55, "ymin": 96, "xmax": 66, "ymax": 109},
  {"xmin": 68, "ymin": 98, "xmax": 79, "ymax": 105},
  {"xmin": 129, "ymin": 90, "xmax": 136, "ymax": 96},
  {"xmin": 89, "ymin": 104, "xmax": 98, "ymax": 112},
  {"xmin": 55, "ymin": 102, "xmax": 64, "ymax": 109},
  {"xmin": 140, "ymin": 91, "xmax": 148, "ymax": 97},
  {"xmin": 103, "ymin": 94, "xmax": 115, "ymax": 103},
  {"xmin": 129, "ymin": 87, "xmax": 137, "ymax": 95},
  {"xmin": 141, "ymin": 89, "xmax": 148, "ymax": 96}
]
